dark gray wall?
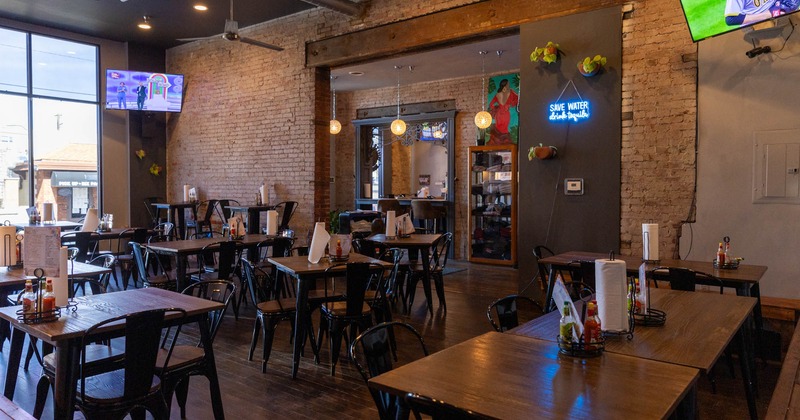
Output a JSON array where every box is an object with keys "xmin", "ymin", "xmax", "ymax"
[
  {"xmin": 126, "ymin": 43, "xmax": 167, "ymax": 228},
  {"xmin": 518, "ymin": 7, "xmax": 622, "ymax": 298}
]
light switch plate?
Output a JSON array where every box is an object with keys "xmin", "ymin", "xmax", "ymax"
[{"xmin": 564, "ymin": 178, "xmax": 584, "ymax": 195}]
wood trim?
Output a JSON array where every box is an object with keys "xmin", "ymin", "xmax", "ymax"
[
  {"xmin": 356, "ymin": 100, "xmax": 456, "ymax": 119},
  {"xmin": 306, "ymin": 0, "xmax": 624, "ymax": 68}
]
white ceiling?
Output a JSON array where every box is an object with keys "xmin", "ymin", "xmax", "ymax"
[{"xmin": 331, "ymin": 34, "xmax": 520, "ymax": 92}]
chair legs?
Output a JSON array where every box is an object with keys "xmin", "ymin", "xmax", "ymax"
[
  {"xmin": 248, "ymin": 314, "xmax": 280, "ymax": 373},
  {"xmin": 33, "ymin": 375, "xmax": 51, "ymax": 419},
  {"xmin": 405, "ymin": 271, "xmax": 446, "ymax": 316},
  {"xmin": 323, "ymin": 316, "xmax": 373, "ymax": 376}
]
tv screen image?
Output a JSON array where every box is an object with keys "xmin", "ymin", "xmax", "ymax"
[
  {"xmin": 105, "ymin": 69, "xmax": 184, "ymax": 112},
  {"xmin": 681, "ymin": 0, "xmax": 800, "ymax": 42}
]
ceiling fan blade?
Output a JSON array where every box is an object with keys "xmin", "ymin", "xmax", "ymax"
[
  {"xmin": 177, "ymin": 35, "xmax": 220, "ymax": 42},
  {"xmin": 239, "ymin": 37, "xmax": 284, "ymax": 51}
]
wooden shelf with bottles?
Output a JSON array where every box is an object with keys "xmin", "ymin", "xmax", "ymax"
[{"xmin": 468, "ymin": 144, "xmax": 517, "ymax": 266}]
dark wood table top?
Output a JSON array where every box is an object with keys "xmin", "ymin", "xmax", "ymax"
[
  {"xmin": 0, "ymin": 287, "xmax": 222, "ymax": 343},
  {"xmin": 369, "ymin": 332, "xmax": 699, "ymax": 419},
  {"xmin": 268, "ymin": 253, "xmax": 391, "ymax": 277},
  {"xmin": 512, "ymin": 288, "xmax": 756, "ymax": 372},
  {"xmin": 225, "ymin": 204, "xmax": 276, "ymax": 212},
  {"xmin": 0, "ymin": 262, "xmax": 111, "ymax": 288},
  {"xmin": 766, "ymin": 317, "xmax": 800, "ymax": 419},
  {"xmin": 14, "ymin": 221, "xmax": 82, "ymax": 230},
  {"xmin": 539, "ymin": 251, "xmax": 768, "ymax": 284},
  {"xmin": 61, "ymin": 227, "xmax": 152, "ymax": 240},
  {"xmin": 146, "ymin": 234, "xmax": 275, "ymax": 255},
  {"xmin": 151, "ymin": 202, "xmax": 198, "ymax": 209},
  {"xmin": 367, "ymin": 233, "xmax": 442, "ymax": 247}
]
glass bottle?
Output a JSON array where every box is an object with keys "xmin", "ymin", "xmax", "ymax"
[
  {"xmin": 22, "ymin": 280, "xmax": 35, "ymax": 321},
  {"xmin": 336, "ymin": 239, "xmax": 343, "ymax": 258},
  {"xmin": 583, "ymin": 301, "xmax": 602, "ymax": 350},
  {"xmin": 559, "ymin": 302, "xmax": 576, "ymax": 346},
  {"xmin": 717, "ymin": 242, "xmax": 725, "ymax": 265},
  {"xmin": 42, "ymin": 279, "xmax": 56, "ymax": 320}
]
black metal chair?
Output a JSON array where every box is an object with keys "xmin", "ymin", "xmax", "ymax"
[
  {"xmin": 115, "ymin": 227, "xmax": 149, "ymax": 289},
  {"xmin": 60, "ymin": 231, "xmax": 100, "ymax": 263},
  {"xmin": 144, "ymin": 196, "xmax": 165, "ymax": 227},
  {"xmin": 487, "ymin": 295, "xmax": 543, "ymax": 332},
  {"xmin": 157, "ymin": 280, "xmax": 235, "ymax": 418},
  {"xmin": 366, "ymin": 248, "xmax": 404, "ymax": 325},
  {"xmin": 241, "ymin": 258, "xmax": 307, "ymax": 374},
  {"xmin": 350, "ymin": 322, "xmax": 428, "ymax": 420},
  {"xmin": 76, "ymin": 253, "xmax": 115, "ymax": 295},
  {"xmin": 131, "ymin": 242, "xmax": 177, "ymax": 291},
  {"xmin": 72, "ymin": 308, "xmax": 186, "ymax": 419},
  {"xmin": 405, "ymin": 232, "xmax": 453, "ymax": 316},
  {"xmin": 214, "ymin": 199, "xmax": 240, "ymax": 224},
  {"xmin": 191, "ymin": 199, "xmax": 219, "ymax": 237},
  {"xmin": 273, "ymin": 201, "xmax": 298, "ymax": 232},
  {"xmin": 317, "ymin": 262, "xmax": 384, "ymax": 375},
  {"xmin": 193, "ymin": 240, "xmax": 242, "ymax": 318},
  {"xmin": 406, "ymin": 393, "xmax": 494, "ymax": 420}
]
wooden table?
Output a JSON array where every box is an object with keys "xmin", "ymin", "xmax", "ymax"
[
  {"xmin": 268, "ymin": 253, "xmax": 392, "ymax": 379},
  {"xmin": 512, "ymin": 288, "xmax": 759, "ymax": 419},
  {"xmin": 369, "ymin": 331, "xmax": 699, "ymax": 419},
  {"xmin": 766, "ymin": 317, "xmax": 800, "ymax": 419},
  {"xmin": 146, "ymin": 234, "xmax": 275, "ymax": 290},
  {"xmin": 224, "ymin": 204, "xmax": 276, "ymax": 234},
  {"xmin": 0, "ymin": 396, "xmax": 34, "ymax": 420},
  {"xmin": 368, "ymin": 233, "xmax": 442, "ymax": 315},
  {"xmin": 13, "ymin": 221, "xmax": 82, "ymax": 231},
  {"xmin": 0, "ymin": 287, "xmax": 225, "ymax": 420},
  {"xmin": 0, "ymin": 262, "xmax": 111, "ymax": 291},
  {"xmin": 151, "ymin": 202, "xmax": 198, "ymax": 239}
]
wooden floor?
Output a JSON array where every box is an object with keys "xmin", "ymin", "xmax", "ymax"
[{"xmin": 0, "ymin": 260, "xmax": 782, "ymax": 419}]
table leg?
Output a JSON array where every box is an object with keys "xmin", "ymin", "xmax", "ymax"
[
  {"xmin": 292, "ymin": 275, "xmax": 310, "ymax": 379},
  {"xmin": 176, "ymin": 254, "xmax": 188, "ymax": 291},
  {"xmin": 3, "ymin": 327, "xmax": 25, "ymax": 400},
  {"xmin": 176, "ymin": 208, "xmax": 187, "ymax": 240},
  {"xmin": 248, "ymin": 210, "xmax": 260, "ymax": 235},
  {"xmin": 420, "ymin": 246, "xmax": 434, "ymax": 317},
  {"xmin": 544, "ymin": 267, "xmax": 557, "ymax": 314},
  {"xmin": 53, "ymin": 340, "xmax": 80, "ymax": 420},
  {"xmin": 737, "ymin": 316, "xmax": 758, "ymax": 420},
  {"xmin": 199, "ymin": 317, "xmax": 225, "ymax": 419}
]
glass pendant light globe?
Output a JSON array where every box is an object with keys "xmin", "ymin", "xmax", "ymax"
[
  {"xmin": 329, "ymin": 119, "xmax": 342, "ymax": 134},
  {"xmin": 475, "ymin": 111, "xmax": 492, "ymax": 129},
  {"xmin": 391, "ymin": 119, "xmax": 406, "ymax": 136}
]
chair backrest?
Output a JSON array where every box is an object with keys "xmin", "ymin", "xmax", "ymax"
[
  {"xmin": 487, "ymin": 295, "xmax": 542, "ymax": 332},
  {"xmin": 83, "ymin": 254, "xmax": 115, "ymax": 293},
  {"xmin": 324, "ymin": 262, "xmax": 381, "ymax": 317},
  {"xmin": 377, "ymin": 199, "xmax": 402, "ymax": 214},
  {"xmin": 61, "ymin": 231, "xmax": 100, "ymax": 263},
  {"xmin": 130, "ymin": 242, "xmax": 150, "ymax": 281},
  {"xmin": 273, "ymin": 201, "xmax": 298, "ymax": 231},
  {"xmin": 350, "ymin": 321, "xmax": 428, "ymax": 419},
  {"xmin": 116, "ymin": 228, "xmax": 149, "ymax": 254},
  {"xmin": 377, "ymin": 248, "xmax": 404, "ymax": 301},
  {"xmin": 405, "ymin": 393, "xmax": 493, "ymax": 420},
  {"xmin": 198, "ymin": 241, "xmax": 241, "ymax": 280},
  {"xmin": 657, "ymin": 267, "xmax": 722, "ymax": 294},
  {"xmin": 143, "ymin": 197, "xmax": 164, "ymax": 226},
  {"xmin": 181, "ymin": 280, "xmax": 236, "ymax": 342},
  {"xmin": 532, "ymin": 245, "xmax": 555, "ymax": 283},
  {"xmin": 215, "ymin": 199, "xmax": 240, "ymax": 223},
  {"xmin": 241, "ymin": 258, "xmax": 284, "ymax": 309},
  {"xmin": 429, "ymin": 232, "xmax": 453, "ymax": 272},
  {"xmin": 80, "ymin": 308, "xmax": 186, "ymax": 403},
  {"xmin": 152, "ymin": 222, "xmax": 175, "ymax": 241}
]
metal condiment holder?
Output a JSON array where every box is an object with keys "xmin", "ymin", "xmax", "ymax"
[
  {"xmin": 15, "ymin": 268, "xmax": 77, "ymax": 324},
  {"xmin": 633, "ymin": 269, "xmax": 667, "ymax": 327},
  {"xmin": 557, "ymin": 335, "xmax": 605, "ymax": 357}
]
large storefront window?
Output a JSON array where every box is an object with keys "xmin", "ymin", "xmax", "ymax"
[{"xmin": 0, "ymin": 27, "xmax": 99, "ymax": 222}]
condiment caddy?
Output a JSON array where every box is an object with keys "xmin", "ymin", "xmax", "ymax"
[
  {"xmin": 557, "ymin": 299, "xmax": 605, "ymax": 357},
  {"xmin": 15, "ymin": 268, "xmax": 76, "ymax": 324},
  {"xmin": 713, "ymin": 236, "xmax": 743, "ymax": 269}
]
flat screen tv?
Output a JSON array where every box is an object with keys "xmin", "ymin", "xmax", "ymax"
[
  {"xmin": 680, "ymin": 0, "xmax": 800, "ymax": 42},
  {"xmin": 105, "ymin": 69, "xmax": 184, "ymax": 112}
]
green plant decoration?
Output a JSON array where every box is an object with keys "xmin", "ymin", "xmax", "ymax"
[
  {"xmin": 530, "ymin": 42, "xmax": 561, "ymax": 64},
  {"xmin": 329, "ymin": 209, "xmax": 342, "ymax": 234},
  {"xmin": 149, "ymin": 163, "xmax": 163, "ymax": 176},
  {"xmin": 578, "ymin": 55, "xmax": 607, "ymax": 76}
]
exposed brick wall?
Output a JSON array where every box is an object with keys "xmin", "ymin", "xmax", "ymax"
[
  {"xmin": 167, "ymin": 0, "xmax": 698, "ymax": 260},
  {"xmin": 620, "ymin": 0, "xmax": 697, "ymax": 259}
]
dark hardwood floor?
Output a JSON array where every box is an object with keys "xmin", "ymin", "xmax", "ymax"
[{"xmin": 0, "ymin": 260, "xmax": 781, "ymax": 419}]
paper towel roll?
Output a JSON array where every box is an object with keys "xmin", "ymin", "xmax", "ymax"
[
  {"xmin": 642, "ymin": 223, "xmax": 659, "ymax": 261},
  {"xmin": 260, "ymin": 183, "xmax": 268, "ymax": 206},
  {"xmin": 42, "ymin": 203, "xmax": 54, "ymax": 223},
  {"xmin": 183, "ymin": 185, "xmax": 191, "ymax": 202},
  {"xmin": 637, "ymin": 263, "xmax": 649, "ymax": 314},
  {"xmin": 385, "ymin": 211, "xmax": 396, "ymax": 238},
  {"xmin": 81, "ymin": 208, "xmax": 99, "ymax": 232},
  {"xmin": 266, "ymin": 210, "xmax": 278, "ymax": 235},
  {"xmin": 0, "ymin": 226, "xmax": 16, "ymax": 266},
  {"xmin": 308, "ymin": 222, "xmax": 330, "ymax": 264},
  {"xmin": 54, "ymin": 246, "xmax": 69, "ymax": 306},
  {"xmin": 595, "ymin": 259, "xmax": 629, "ymax": 333}
]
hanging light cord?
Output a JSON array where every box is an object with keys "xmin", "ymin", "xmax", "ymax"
[
  {"xmin": 396, "ymin": 66, "xmax": 402, "ymax": 118},
  {"xmin": 331, "ymin": 75, "xmax": 337, "ymax": 120},
  {"xmin": 481, "ymin": 52, "xmax": 487, "ymax": 110}
]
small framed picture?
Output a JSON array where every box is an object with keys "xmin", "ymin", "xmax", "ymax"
[{"xmin": 418, "ymin": 174, "xmax": 430, "ymax": 186}]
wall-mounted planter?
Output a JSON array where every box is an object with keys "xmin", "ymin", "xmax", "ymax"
[
  {"xmin": 528, "ymin": 144, "xmax": 558, "ymax": 160},
  {"xmin": 578, "ymin": 55, "xmax": 607, "ymax": 77},
  {"xmin": 530, "ymin": 42, "xmax": 562, "ymax": 64}
]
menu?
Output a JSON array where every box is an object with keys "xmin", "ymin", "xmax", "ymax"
[{"xmin": 23, "ymin": 226, "xmax": 61, "ymax": 277}]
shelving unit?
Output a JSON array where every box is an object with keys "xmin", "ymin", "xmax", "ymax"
[{"xmin": 468, "ymin": 145, "xmax": 517, "ymax": 266}]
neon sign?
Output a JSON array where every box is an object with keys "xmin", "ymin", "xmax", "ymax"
[{"xmin": 548, "ymin": 100, "xmax": 590, "ymax": 123}]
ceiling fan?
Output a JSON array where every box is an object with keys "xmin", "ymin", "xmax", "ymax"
[{"xmin": 177, "ymin": 0, "xmax": 284, "ymax": 51}]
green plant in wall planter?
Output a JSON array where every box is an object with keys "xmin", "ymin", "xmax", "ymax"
[
  {"xmin": 530, "ymin": 42, "xmax": 562, "ymax": 64},
  {"xmin": 528, "ymin": 143, "xmax": 558, "ymax": 161},
  {"xmin": 578, "ymin": 55, "xmax": 607, "ymax": 77}
]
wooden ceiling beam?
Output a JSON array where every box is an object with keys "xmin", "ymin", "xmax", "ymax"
[
  {"xmin": 306, "ymin": 0, "xmax": 623, "ymax": 68},
  {"xmin": 299, "ymin": 0, "xmax": 366, "ymax": 17}
]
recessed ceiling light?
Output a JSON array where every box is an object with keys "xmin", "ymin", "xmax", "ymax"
[
  {"xmin": 194, "ymin": 4, "xmax": 208, "ymax": 11},
  {"xmin": 348, "ymin": 71, "xmax": 364, "ymax": 76},
  {"xmin": 138, "ymin": 16, "xmax": 152, "ymax": 30}
]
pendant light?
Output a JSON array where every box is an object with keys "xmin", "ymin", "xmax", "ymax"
[
  {"xmin": 474, "ymin": 51, "xmax": 492, "ymax": 129},
  {"xmin": 390, "ymin": 65, "xmax": 406, "ymax": 136},
  {"xmin": 329, "ymin": 75, "xmax": 342, "ymax": 135}
]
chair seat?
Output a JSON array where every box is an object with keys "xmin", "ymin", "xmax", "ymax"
[
  {"xmin": 43, "ymin": 344, "xmax": 124, "ymax": 373},
  {"xmin": 77, "ymin": 369, "xmax": 161, "ymax": 403},
  {"xmin": 321, "ymin": 301, "xmax": 371, "ymax": 317},
  {"xmin": 257, "ymin": 299, "xmax": 298, "ymax": 314},
  {"xmin": 155, "ymin": 346, "xmax": 205, "ymax": 371}
]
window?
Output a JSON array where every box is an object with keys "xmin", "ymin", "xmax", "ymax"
[{"xmin": 0, "ymin": 27, "xmax": 99, "ymax": 222}]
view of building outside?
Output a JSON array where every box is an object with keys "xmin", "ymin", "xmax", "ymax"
[{"xmin": 0, "ymin": 27, "xmax": 99, "ymax": 222}]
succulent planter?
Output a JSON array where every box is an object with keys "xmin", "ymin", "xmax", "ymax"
[
  {"xmin": 578, "ymin": 55, "xmax": 607, "ymax": 77},
  {"xmin": 528, "ymin": 144, "xmax": 558, "ymax": 161},
  {"xmin": 530, "ymin": 42, "xmax": 562, "ymax": 64}
]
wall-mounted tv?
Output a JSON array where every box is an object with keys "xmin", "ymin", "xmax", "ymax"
[
  {"xmin": 105, "ymin": 69, "xmax": 184, "ymax": 112},
  {"xmin": 680, "ymin": 0, "xmax": 800, "ymax": 42}
]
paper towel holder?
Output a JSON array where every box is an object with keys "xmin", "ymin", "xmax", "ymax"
[{"xmin": 633, "ymin": 269, "xmax": 667, "ymax": 327}]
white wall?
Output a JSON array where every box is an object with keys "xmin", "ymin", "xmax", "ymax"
[
  {"xmin": 685, "ymin": 23, "xmax": 800, "ymax": 298},
  {"xmin": 411, "ymin": 142, "xmax": 448, "ymax": 197}
]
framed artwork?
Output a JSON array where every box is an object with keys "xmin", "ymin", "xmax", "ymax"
[
  {"xmin": 418, "ymin": 174, "xmax": 431, "ymax": 186},
  {"xmin": 483, "ymin": 73, "xmax": 520, "ymax": 145}
]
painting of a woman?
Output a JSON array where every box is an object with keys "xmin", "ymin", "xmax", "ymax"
[{"xmin": 486, "ymin": 74, "xmax": 520, "ymax": 145}]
